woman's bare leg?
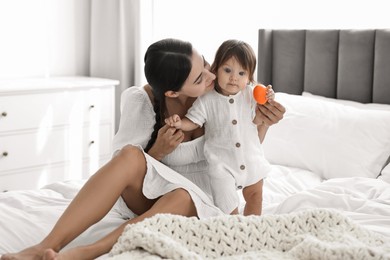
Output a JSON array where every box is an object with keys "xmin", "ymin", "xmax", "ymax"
[
  {"xmin": 230, "ymin": 208, "xmax": 239, "ymax": 215},
  {"xmin": 1, "ymin": 145, "xmax": 153, "ymax": 260},
  {"xmin": 43, "ymin": 188, "xmax": 197, "ymax": 260}
]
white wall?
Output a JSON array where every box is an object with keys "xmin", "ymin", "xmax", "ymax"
[
  {"xmin": 151, "ymin": 0, "xmax": 390, "ymax": 77},
  {"xmin": 0, "ymin": 0, "xmax": 90, "ymax": 79},
  {"xmin": 1, "ymin": 0, "xmax": 389, "ymax": 81}
]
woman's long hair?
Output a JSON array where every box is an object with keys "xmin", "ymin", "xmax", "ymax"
[{"xmin": 144, "ymin": 38, "xmax": 193, "ymax": 152}]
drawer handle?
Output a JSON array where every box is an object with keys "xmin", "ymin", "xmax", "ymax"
[
  {"xmin": 1, "ymin": 112, "xmax": 6, "ymax": 117},
  {"xmin": 90, "ymin": 140, "xmax": 95, "ymax": 145},
  {"xmin": 89, "ymin": 105, "xmax": 95, "ymax": 109},
  {"xmin": 2, "ymin": 151, "xmax": 8, "ymax": 157}
]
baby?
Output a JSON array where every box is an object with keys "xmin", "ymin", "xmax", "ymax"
[{"xmin": 165, "ymin": 40, "xmax": 274, "ymax": 215}]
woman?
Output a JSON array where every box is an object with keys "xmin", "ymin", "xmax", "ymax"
[{"xmin": 1, "ymin": 38, "xmax": 285, "ymax": 260}]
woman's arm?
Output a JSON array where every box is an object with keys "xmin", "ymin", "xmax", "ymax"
[
  {"xmin": 255, "ymin": 99, "xmax": 286, "ymax": 143},
  {"xmin": 113, "ymin": 87, "xmax": 184, "ymax": 161}
]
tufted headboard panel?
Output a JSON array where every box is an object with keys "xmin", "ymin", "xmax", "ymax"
[{"xmin": 257, "ymin": 29, "xmax": 390, "ymax": 104}]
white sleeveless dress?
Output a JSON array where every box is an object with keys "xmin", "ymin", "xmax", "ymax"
[{"xmin": 112, "ymin": 86, "xmax": 224, "ymax": 219}]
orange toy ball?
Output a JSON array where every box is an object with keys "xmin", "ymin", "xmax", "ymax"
[{"xmin": 253, "ymin": 84, "xmax": 268, "ymax": 104}]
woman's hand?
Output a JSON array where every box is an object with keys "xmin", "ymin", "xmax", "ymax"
[
  {"xmin": 147, "ymin": 124, "xmax": 185, "ymax": 161},
  {"xmin": 254, "ymin": 98, "xmax": 286, "ymax": 143},
  {"xmin": 254, "ymin": 99, "xmax": 285, "ymax": 126}
]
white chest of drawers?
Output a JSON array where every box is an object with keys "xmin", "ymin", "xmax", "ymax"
[{"xmin": 0, "ymin": 77, "xmax": 118, "ymax": 191}]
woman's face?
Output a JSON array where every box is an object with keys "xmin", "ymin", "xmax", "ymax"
[{"xmin": 178, "ymin": 49, "xmax": 215, "ymax": 98}]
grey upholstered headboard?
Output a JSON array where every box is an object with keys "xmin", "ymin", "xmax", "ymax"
[{"xmin": 257, "ymin": 29, "xmax": 390, "ymax": 104}]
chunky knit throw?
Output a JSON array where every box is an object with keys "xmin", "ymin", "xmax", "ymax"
[{"xmin": 109, "ymin": 209, "xmax": 390, "ymax": 259}]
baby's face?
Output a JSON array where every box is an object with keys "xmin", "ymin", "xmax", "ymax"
[{"xmin": 216, "ymin": 56, "xmax": 249, "ymax": 96}]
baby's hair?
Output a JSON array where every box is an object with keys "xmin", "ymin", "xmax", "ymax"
[
  {"xmin": 211, "ymin": 40, "xmax": 257, "ymax": 83},
  {"xmin": 143, "ymin": 38, "xmax": 193, "ymax": 152}
]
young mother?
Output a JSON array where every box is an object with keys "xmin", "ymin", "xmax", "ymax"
[{"xmin": 1, "ymin": 38, "xmax": 285, "ymax": 260}]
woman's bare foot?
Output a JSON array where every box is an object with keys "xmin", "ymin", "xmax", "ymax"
[
  {"xmin": 0, "ymin": 244, "xmax": 46, "ymax": 260},
  {"xmin": 43, "ymin": 247, "xmax": 87, "ymax": 260},
  {"xmin": 2, "ymin": 247, "xmax": 89, "ymax": 260}
]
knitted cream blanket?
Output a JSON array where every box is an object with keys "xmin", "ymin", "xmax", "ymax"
[{"xmin": 109, "ymin": 209, "xmax": 390, "ymax": 260}]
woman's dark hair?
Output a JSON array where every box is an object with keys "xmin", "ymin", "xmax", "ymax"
[
  {"xmin": 211, "ymin": 40, "xmax": 257, "ymax": 84},
  {"xmin": 144, "ymin": 38, "xmax": 193, "ymax": 152}
]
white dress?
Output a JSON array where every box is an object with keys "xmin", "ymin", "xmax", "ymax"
[
  {"xmin": 186, "ymin": 86, "xmax": 271, "ymax": 214},
  {"xmin": 112, "ymin": 86, "xmax": 224, "ymax": 219}
]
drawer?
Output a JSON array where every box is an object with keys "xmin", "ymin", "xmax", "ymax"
[
  {"xmin": 0, "ymin": 157, "xmax": 110, "ymax": 192},
  {"xmin": 0, "ymin": 123, "xmax": 112, "ymax": 174},
  {"xmin": 0, "ymin": 87, "xmax": 114, "ymax": 132},
  {"xmin": 83, "ymin": 87, "xmax": 114, "ymax": 126}
]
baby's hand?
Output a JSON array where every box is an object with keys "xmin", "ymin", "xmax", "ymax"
[
  {"xmin": 266, "ymin": 85, "xmax": 275, "ymax": 101},
  {"xmin": 164, "ymin": 114, "xmax": 182, "ymax": 129}
]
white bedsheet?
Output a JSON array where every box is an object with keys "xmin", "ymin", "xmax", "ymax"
[
  {"xmin": 0, "ymin": 180, "xmax": 125, "ymax": 255},
  {"xmin": 1, "ymin": 165, "xmax": 390, "ymax": 256},
  {"xmin": 269, "ymin": 176, "xmax": 390, "ymax": 237}
]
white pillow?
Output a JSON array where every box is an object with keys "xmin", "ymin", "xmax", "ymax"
[
  {"xmin": 263, "ymin": 93, "xmax": 390, "ymax": 180},
  {"xmin": 302, "ymin": 91, "xmax": 390, "ymax": 111},
  {"xmin": 303, "ymin": 91, "xmax": 390, "ymax": 175}
]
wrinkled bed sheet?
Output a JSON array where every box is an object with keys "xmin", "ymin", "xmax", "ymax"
[{"xmin": 1, "ymin": 165, "xmax": 389, "ymax": 257}]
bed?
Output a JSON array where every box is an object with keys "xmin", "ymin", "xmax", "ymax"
[{"xmin": 1, "ymin": 29, "xmax": 390, "ymax": 259}]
